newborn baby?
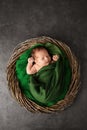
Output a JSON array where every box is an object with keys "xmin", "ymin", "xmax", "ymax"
[{"xmin": 26, "ymin": 46, "xmax": 59, "ymax": 74}]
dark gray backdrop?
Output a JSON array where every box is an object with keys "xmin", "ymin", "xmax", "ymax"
[{"xmin": 0, "ymin": 0, "xmax": 87, "ymax": 130}]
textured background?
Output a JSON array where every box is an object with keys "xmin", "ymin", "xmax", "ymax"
[{"xmin": 0, "ymin": 0, "xmax": 87, "ymax": 130}]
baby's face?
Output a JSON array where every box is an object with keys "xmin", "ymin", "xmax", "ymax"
[{"xmin": 34, "ymin": 49, "xmax": 51, "ymax": 66}]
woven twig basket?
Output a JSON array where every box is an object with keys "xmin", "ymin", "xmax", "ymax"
[{"xmin": 7, "ymin": 36, "xmax": 80, "ymax": 113}]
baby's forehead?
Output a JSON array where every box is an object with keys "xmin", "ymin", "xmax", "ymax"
[
  {"xmin": 35, "ymin": 48, "xmax": 48, "ymax": 53},
  {"xmin": 35, "ymin": 49, "xmax": 49, "ymax": 57}
]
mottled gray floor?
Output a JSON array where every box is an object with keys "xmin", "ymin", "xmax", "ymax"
[{"xmin": 0, "ymin": 0, "xmax": 87, "ymax": 130}]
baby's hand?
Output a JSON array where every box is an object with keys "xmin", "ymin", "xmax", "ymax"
[
  {"xmin": 28, "ymin": 57, "xmax": 34, "ymax": 64},
  {"xmin": 52, "ymin": 55, "xmax": 59, "ymax": 61}
]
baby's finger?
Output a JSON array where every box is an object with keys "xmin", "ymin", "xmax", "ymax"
[{"xmin": 28, "ymin": 57, "xmax": 34, "ymax": 62}]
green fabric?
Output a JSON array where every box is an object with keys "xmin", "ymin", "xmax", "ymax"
[{"xmin": 15, "ymin": 42, "xmax": 72, "ymax": 107}]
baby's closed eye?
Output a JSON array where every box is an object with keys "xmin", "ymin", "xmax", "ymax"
[{"xmin": 41, "ymin": 57, "xmax": 44, "ymax": 60}]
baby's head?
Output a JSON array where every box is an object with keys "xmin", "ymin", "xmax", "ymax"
[{"xmin": 31, "ymin": 46, "xmax": 51, "ymax": 66}]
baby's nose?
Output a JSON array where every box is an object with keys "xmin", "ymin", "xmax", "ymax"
[{"xmin": 45, "ymin": 57, "xmax": 48, "ymax": 60}]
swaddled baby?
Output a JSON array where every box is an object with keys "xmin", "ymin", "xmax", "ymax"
[{"xmin": 26, "ymin": 46, "xmax": 59, "ymax": 74}]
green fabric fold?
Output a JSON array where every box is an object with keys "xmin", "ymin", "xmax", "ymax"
[{"xmin": 15, "ymin": 42, "xmax": 72, "ymax": 107}]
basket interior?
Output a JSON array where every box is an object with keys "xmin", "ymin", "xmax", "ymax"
[{"xmin": 15, "ymin": 42, "xmax": 72, "ymax": 107}]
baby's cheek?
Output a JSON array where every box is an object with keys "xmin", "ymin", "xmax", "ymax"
[{"xmin": 49, "ymin": 57, "xmax": 51, "ymax": 61}]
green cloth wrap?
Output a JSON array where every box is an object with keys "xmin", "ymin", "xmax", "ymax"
[{"xmin": 15, "ymin": 42, "xmax": 72, "ymax": 107}]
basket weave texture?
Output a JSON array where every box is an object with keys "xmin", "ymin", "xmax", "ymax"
[{"xmin": 7, "ymin": 36, "xmax": 80, "ymax": 113}]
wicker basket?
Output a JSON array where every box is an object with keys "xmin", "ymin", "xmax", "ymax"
[{"xmin": 6, "ymin": 36, "xmax": 80, "ymax": 113}]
